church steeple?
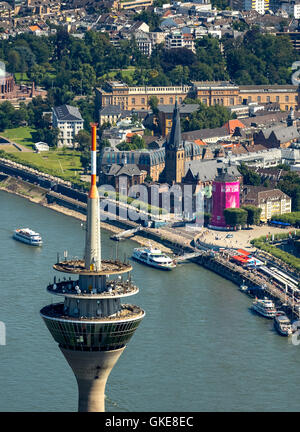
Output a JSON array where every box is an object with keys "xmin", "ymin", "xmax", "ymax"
[
  {"xmin": 164, "ymin": 101, "xmax": 185, "ymax": 184},
  {"xmin": 167, "ymin": 100, "xmax": 183, "ymax": 150}
]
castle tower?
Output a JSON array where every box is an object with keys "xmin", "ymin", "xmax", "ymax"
[
  {"xmin": 40, "ymin": 124, "xmax": 145, "ymax": 412},
  {"xmin": 210, "ymin": 168, "xmax": 240, "ymax": 228},
  {"xmin": 164, "ymin": 101, "xmax": 185, "ymax": 184}
]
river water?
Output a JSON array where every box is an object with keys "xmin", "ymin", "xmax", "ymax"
[{"xmin": 1, "ymin": 190, "xmax": 300, "ymax": 412}]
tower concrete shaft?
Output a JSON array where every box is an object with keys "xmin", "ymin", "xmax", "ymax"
[
  {"xmin": 60, "ymin": 347, "xmax": 125, "ymax": 412},
  {"xmin": 85, "ymin": 123, "xmax": 101, "ymax": 271}
]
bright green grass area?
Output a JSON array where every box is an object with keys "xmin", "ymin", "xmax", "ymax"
[
  {"xmin": 11, "ymin": 150, "xmax": 82, "ymax": 181},
  {"xmin": 14, "ymin": 73, "xmax": 30, "ymax": 82},
  {"xmin": 1, "ymin": 127, "xmax": 83, "ymax": 181},
  {"xmin": 100, "ymin": 67, "xmax": 136, "ymax": 81},
  {"xmin": 1, "ymin": 127, "xmax": 36, "ymax": 149}
]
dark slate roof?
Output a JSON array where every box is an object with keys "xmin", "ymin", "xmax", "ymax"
[
  {"xmin": 271, "ymin": 126, "xmax": 299, "ymax": 143},
  {"xmin": 182, "ymin": 126, "xmax": 230, "ymax": 141},
  {"xmin": 215, "ymin": 170, "xmax": 238, "ymax": 183},
  {"xmin": 184, "ymin": 160, "xmax": 240, "ymax": 182},
  {"xmin": 104, "ymin": 163, "xmax": 142, "ymax": 177},
  {"xmin": 53, "ymin": 104, "xmax": 83, "ymax": 121},
  {"xmin": 117, "ymin": 164, "xmax": 143, "ymax": 176},
  {"xmin": 258, "ymin": 125, "xmax": 299, "ymax": 142},
  {"xmin": 166, "ymin": 100, "xmax": 183, "ymax": 150},
  {"xmin": 157, "ymin": 104, "xmax": 199, "ymax": 114},
  {"xmin": 99, "ymin": 105, "xmax": 131, "ymax": 116}
]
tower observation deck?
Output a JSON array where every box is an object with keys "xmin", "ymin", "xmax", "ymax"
[{"xmin": 40, "ymin": 124, "xmax": 145, "ymax": 412}]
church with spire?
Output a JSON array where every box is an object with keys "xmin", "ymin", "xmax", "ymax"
[
  {"xmin": 162, "ymin": 100, "xmax": 206, "ymax": 185},
  {"xmin": 163, "ymin": 100, "xmax": 185, "ymax": 184}
]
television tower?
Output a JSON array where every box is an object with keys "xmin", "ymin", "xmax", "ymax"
[{"xmin": 40, "ymin": 123, "xmax": 145, "ymax": 412}]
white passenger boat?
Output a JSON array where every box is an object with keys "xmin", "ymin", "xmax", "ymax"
[
  {"xmin": 132, "ymin": 246, "xmax": 176, "ymax": 270},
  {"xmin": 274, "ymin": 312, "xmax": 293, "ymax": 336},
  {"xmin": 13, "ymin": 228, "xmax": 43, "ymax": 246},
  {"xmin": 252, "ymin": 297, "xmax": 277, "ymax": 318}
]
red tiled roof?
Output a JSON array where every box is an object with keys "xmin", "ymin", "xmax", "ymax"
[{"xmin": 224, "ymin": 119, "xmax": 245, "ymax": 134}]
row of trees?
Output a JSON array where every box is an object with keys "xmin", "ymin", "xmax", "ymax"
[
  {"xmin": 181, "ymin": 101, "xmax": 234, "ymax": 132},
  {"xmin": 224, "ymin": 206, "xmax": 262, "ymax": 228}
]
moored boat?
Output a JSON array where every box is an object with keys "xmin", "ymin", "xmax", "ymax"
[
  {"xmin": 274, "ymin": 312, "xmax": 293, "ymax": 336},
  {"xmin": 132, "ymin": 246, "xmax": 176, "ymax": 270},
  {"xmin": 13, "ymin": 228, "xmax": 43, "ymax": 246},
  {"xmin": 252, "ymin": 297, "xmax": 277, "ymax": 318}
]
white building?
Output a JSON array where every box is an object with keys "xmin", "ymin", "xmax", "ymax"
[
  {"xmin": 134, "ymin": 30, "xmax": 152, "ymax": 57},
  {"xmin": 244, "ymin": 0, "xmax": 269, "ymax": 14},
  {"xmin": 165, "ymin": 31, "xmax": 195, "ymax": 52},
  {"xmin": 280, "ymin": 0, "xmax": 300, "ymax": 17},
  {"xmin": 52, "ymin": 104, "xmax": 84, "ymax": 148},
  {"xmin": 34, "ymin": 142, "xmax": 49, "ymax": 152}
]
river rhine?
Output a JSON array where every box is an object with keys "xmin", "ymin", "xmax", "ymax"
[{"xmin": 1, "ymin": 190, "xmax": 300, "ymax": 412}]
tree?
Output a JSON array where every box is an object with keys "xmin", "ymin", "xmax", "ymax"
[
  {"xmin": 116, "ymin": 135, "xmax": 145, "ymax": 151},
  {"xmin": 148, "ymin": 96, "xmax": 159, "ymax": 114},
  {"xmin": 224, "ymin": 208, "xmax": 248, "ymax": 228},
  {"xmin": 242, "ymin": 205, "xmax": 262, "ymax": 225},
  {"xmin": 238, "ymin": 163, "xmax": 261, "ymax": 186},
  {"xmin": 181, "ymin": 103, "xmax": 233, "ymax": 132},
  {"xmin": 80, "ymin": 150, "xmax": 90, "ymax": 173},
  {"xmin": 75, "ymin": 129, "xmax": 90, "ymax": 152}
]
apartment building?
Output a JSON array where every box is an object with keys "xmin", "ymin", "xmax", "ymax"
[
  {"xmin": 242, "ymin": 187, "xmax": 292, "ymax": 222},
  {"xmin": 165, "ymin": 31, "xmax": 196, "ymax": 53},
  {"xmin": 52, "ymin": 104, "xmax": 84, "ymax": 148},
  {"xmin": 135, "ymin": 30, "xmax": 152, "ymax": 57}
]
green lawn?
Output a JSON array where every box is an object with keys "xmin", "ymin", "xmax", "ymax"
[
  {"xmin": 11, "ymin": 150, "xmax": 83, "ymax": 181},
  {"xmin": 1, "ymin": 127, "xmax": 36, "ymax": 149},
  {"xmin": 1, "ymin": 127, "xmax": 83, "ymax": 182},
  {"xmin": 100, "ymin": 67, "xmax": 136, "ymax": 82},
  {"xmin": 14, "ymin": 73, "xmax": 30, "ymax": 83}
]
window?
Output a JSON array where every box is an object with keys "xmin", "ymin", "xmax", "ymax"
[
  {"xmin": 230, "ymin": 98, "xmax": 234, "ymax": 105},
  {"xmin": 131, "ymin": 98, "xmax": 135, "ymax": 104},
  {"xmin": 202, "ymin": 98, "xmax": 207, "ymax": 105},
  {"xmin": 286, "ymin": 105, "xmax": 289, "ymax": 110},
  {"xmin": 141, "ymin": 98, "xmax": 145, "ymax": 104},
  {"xmin": 248, "ymin": 96, "xmax": 252, "ymax": 103},
  {"xmin": 276, "ymin": 96, "xmax": 279, "ymax": 102},
  {"xmin": 169, "ymin": 97, "xmax": 173, "ymax": 104},
  {"xmin": 285, "ymin": 96, "xmax": 289, "ymax": 102},
  {"xmin": 267, "ymin": 96, "xmax": 270, "ymax": 103},
  {"xmin": 179, "ymin": 97, "xmax": 182, "ymax": 103},
  {"xmin": 159, "ymin": 98, "xmax": 163, "ymax": 104},
  {"xmin": 257, "ymin": 96, "xmax": 261, "ymax": 103}
]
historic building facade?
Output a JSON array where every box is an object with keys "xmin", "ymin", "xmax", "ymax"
[
  {"xmin": 96, "ymin": 81, "xmax": 192, "ymax": 111},
  {"xmin": 96, "ymin": 80, "xmax": 300, "ymax": 113}
]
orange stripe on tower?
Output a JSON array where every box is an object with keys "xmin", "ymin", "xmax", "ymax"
[
  {"xmin": 89, "ymin": 123, "xmax": 98, "ymax": 199},
  {"xmin": 91, "ymin": 123, "xmax": 97, "ymax": 151}
]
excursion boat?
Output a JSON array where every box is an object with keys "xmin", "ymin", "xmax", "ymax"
[
  {"xmin": 252, "ymin": 297, "xmax": 277, "ymax": 318},
  {"xmin": 132, "ymin": 246, "xmax": 176, "ymax": 270},
  {"xmin": 13, "ymin": 228, "xmax": 43, "ymax": 246},
  {"xmin": 274, "ymin": 312, "xmax": 293, "ymax": 336}
]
